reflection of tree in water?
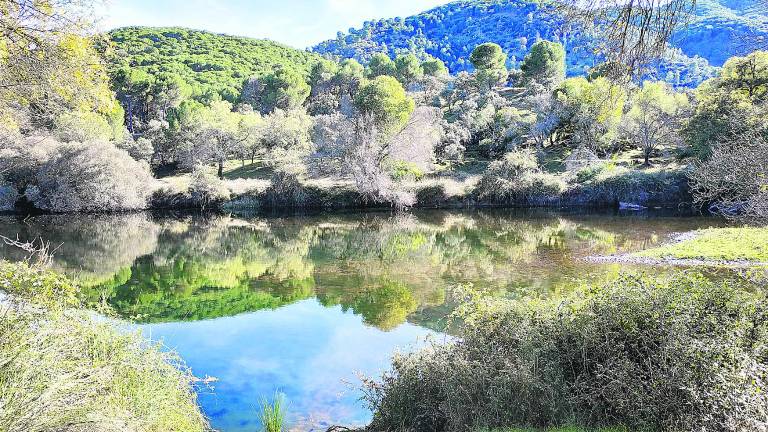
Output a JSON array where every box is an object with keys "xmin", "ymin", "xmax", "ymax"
[
  {"xmin": 319, "ymin": 280, "xmax": 419, "ymax": 331},
  {"xmin": 0, "ymin": 214, "xmax": 160, "ymax": 287},
  {"xmin": 0, "ymin": 210, "xmax": 705, "ymax": 329}
]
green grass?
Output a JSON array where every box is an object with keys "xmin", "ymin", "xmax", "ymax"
[
  {"xmin": 636, "ymin": 227, "xmax": 768, "ymax": 262},
  {"xmin": 258, "ymin": 392, "xmax": 287, "ymax": 432}
]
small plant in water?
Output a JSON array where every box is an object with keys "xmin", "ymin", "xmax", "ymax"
[{"xmin": 258, "ymin": 392, "xmax": 287, "ymax": 432}]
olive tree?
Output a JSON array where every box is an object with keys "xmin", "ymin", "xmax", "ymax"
[{"xmin": 623, "ymin": 81, "xmax": 688, "ymax": 165}]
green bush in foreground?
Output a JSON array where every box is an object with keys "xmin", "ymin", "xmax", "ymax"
[
  {"xmin": 363, "ymin": 273, "xmax": 768, "ymax": 432},
  {"xmin": 0, "ymin": 262, "xmax": 209, "ymax": 432}
]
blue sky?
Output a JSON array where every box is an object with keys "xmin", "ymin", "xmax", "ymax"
[{"xmin": 100, "ymin": 0, "xmax": 452, "ymax": 48}]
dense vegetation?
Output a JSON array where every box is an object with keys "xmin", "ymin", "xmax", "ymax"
[
  {"xmin": 363, "ymin": 273, "xmax": 768, "ymax": 431},
  {"xmin": 1, "ymin": 0, "xmax": 766, "ymax": 219},
  {"xmin": 2, "ymin": 0, "xmax": 768, "ymax": 429},
  {"xmin": 0, "ymin": 262, "xmax": 209, "ymax": 432},
  {"xmin": 313, "ymin": 0, "xmax": 767, "ymax": 87}
]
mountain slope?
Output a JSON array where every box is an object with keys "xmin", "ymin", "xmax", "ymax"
[
  {"xmin": 108, "ymin": 27, "xmax": 323, "ymax": 100},
  {"xmin": 313, "ymin": 0, "xmax": 767, "ymax": 87}
]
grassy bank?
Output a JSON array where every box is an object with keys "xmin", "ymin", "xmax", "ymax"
[
  {"xmin": 362, "ymin": 273, "xmax": 768, "ymax": 432},
  {"xmin": 636, "ymin": 227, "xmax": 768, "ymax": 262},
  {"xmin": 150, "ymin": 162, "xmax": 691, "ymax": 213},
  {"xmin": 0, "ymin": 262, "xmax": 209, "ymax": 432}
]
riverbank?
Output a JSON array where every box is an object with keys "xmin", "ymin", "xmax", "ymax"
[
  {"xmin": 147, "ymin": 164, "xmax": 692, "ymax": 213},
  {"xmin": 588, "ymin": 227, "xmax": 768, "ymax": 267}
]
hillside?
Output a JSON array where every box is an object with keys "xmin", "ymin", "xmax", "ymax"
[
  {"xmin": 312, "ymin": 0, "xmax": 768, "ymax": 87},
  {"xmin": 107, "ymin": 27, "xmax": 323, "ymax": 101}
]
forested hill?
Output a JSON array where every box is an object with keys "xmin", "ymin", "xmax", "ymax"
[
  {"xmin": 312, "ymin": 0, "xmax": 768, "ymax": 87},
  {"xmin": 107, "ymin": 27, "xmax": 323, "ymax": 101}
]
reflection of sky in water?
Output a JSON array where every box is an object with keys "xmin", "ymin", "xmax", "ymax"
[{"xmin": 140, "ymin": 299, "xmax": 444, "ymax": 431}]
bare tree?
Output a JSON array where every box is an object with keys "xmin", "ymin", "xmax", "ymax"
[
  {"xmin": 552, "ymin": 0, "xmax": 697, "ymax": 73},
  {"xmin": 690, "ymin": 125, "xmax": 768, "ymax": 222}
]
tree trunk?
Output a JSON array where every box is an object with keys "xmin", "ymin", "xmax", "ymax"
[{"xmin": 218, "ymin": 160, "xmax": 224, "ymax": 179}]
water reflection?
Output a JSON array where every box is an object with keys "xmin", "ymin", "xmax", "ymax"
[{"xmin": 0, "ymin": 209, "xmax": 723, "ymax": 430}]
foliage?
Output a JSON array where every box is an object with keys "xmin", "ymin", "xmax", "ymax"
[
  {"xmin": 571, "ymin": 166, "xmax": 689, "ymax": 207},
  {"xmin": 258, "ymin": 392, "xmax": 287, "ymax": 432},
  {"xmin": 520, "ymin": 41, "xmax": 566, "ymax": 89},
  {"xmin": 31, "ymin": 141, "xmax": 154, "ymax": 213},
  {"xmin": 1, "ymin": 7, "xmax": 124, "ymax": 128},
  {"xmin": 355, "ymin": 76, "xmax": 415, "ymax": 135},
  {"xmin": 188, "ymin": 167, "xmax": 231, "ymax": 209},
  {"xmin": 311, "ymin": 0, "xmax": 745, "ymax": 87},
  {"xmin": 395, "ymin": 54, "xmax": 424, "ymax": 87},
  {"xmin": 636, "ymin": 228, "xmax": 768, "ymax": 262},
  {"xmin": 554, "ymin": 77, "xmax": 627, "ymax": 152},
  {"xmin": 689, "ymin": 126, "xmax": 768, "ymax": 222},
  {"xmin": 622, "ymin": 81, "xmax": 688, "ymax": 165},
  {"xmin": 684, "ymin": 51, "xmax": 768, "ymax": 158},
  {"xmin": 54, "ymin": 110, "xmax": 121, "ymax": 143},
  {"xmin": 475, "ymin": 150, "xmax": 566, "ymax": 206},
  {"xmin": 422, "ymin": 59, "xmax": 449, "ymax": 77},
  {"xmin": 368, "ymin": 53, "xmax": 398, "ymax": 78},
  {"xmin": 0, "ymin": 262, "xmax": 209, "ymax": 432},
  {"xmin": 0, "ymin": 180, "xmax": 19, "ymax": 212},
  {"xmin": 258, "ymin": 67, "xmax": 311, "ymax": 113},
  {"xmin": 363, "ymin": 273, "xmax": 768, "ymax": 432},
  {"xmin": 107, "ymin": 27, "xmax": 320, "ymax": 105}
]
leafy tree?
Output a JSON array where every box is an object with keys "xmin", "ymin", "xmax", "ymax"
[
  {"xmin": 354, "ymin": 76, "xmax": 415, "ymax": 135},
  {"xmin": 309, "ymin": 59, "xmax": 340, "ymax": 89},
  {"xmin": 259, "ymin": 67, "xmax": 311, "ymax": 113},
  {"xmin": 367, "ymin": 53, "xmax": 397, "ymax": 78},
  {"xmin": 184, "ymin": 101, "xmax": 244, "ymax": 178},
  {"xmin": 338, "ymin": 59, "xmax": 365, "ymax": 80},
  {"xmin": 520, "ymin": 40, "xmax": 566, "ymax": 89},
  {"xmin": 718, "ymin": 51, "xmax": 768, "ymax": 100},
  {"xmin": 394, "ymin": 54, "xmax": 424, "ymax": 87},
  {"xmin": 684, "ymin": 51, "xmax": 768, "ymax": 157},
  {"xmin": 554, "ymin": 77, "xmax": 627, "ymax": 152},
  {"xmin": 470, "ymin": 43, "xmax": 508, "ymax": 71},
  {"xmin": 421, "ymin": 59, "xmax": 449, "ymax": 77},
  {"xmin": 470, "ymin": 43, "xmax": 508, "ymax": 90},
  {"xmin": 623, "ymin": 82, "xmax": 688, "ymax": 165}
]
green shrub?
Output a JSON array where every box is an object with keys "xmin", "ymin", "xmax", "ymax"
[
  {"xmin": 258, "ymin": 392, "xmax": 287, "ymax": 432},
  {"xmin": 569, "ymin": 167, "xmax": 689, "ymax": 207},
  {"xmin": 363, "ymin": 273, "xmax": 768, "ymax": 432},
  {"xmin": 188, "ymin": 167, "xmax": 231, "ymax": 209},
  {"xmin": 574, "ymin": 164, "xmax": 605, "ymax": 184},
  {"xmin": 391, "ymin": 161, "xmax": 425, "ymax": 181},
  {"xmin": 475, "ymin": 151, "xmax": 565, "ymax": 206},
  {"xmin": 263, "ymin": 168, "xmax": 310, "ymax": 208},
  {"xmin": 0, "ymin": 262, "xmax": 209, "ymax": 432}
]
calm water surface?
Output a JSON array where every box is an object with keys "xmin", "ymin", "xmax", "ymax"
[{"xmin": 0, "ymin": 209, "xmax": 725, "ymax": 431}]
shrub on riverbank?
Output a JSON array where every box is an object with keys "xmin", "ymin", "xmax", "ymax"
[
  {"xmin": 30, "ymin": 142, "xmax": 154, "ymax": 213},
  {"xmin": 567, "ymin": 166, "xmax": 690, "ymax": 207},
  {"xmin": 0, "ymin": 262, "xmax": 209, "ymax": 432},
  {"xmin": 474, "ymin": 150, "xmax": 566, "ymax": 206},
  {"xmin": 363, "ymin": 273, "xmax": 768, "ymax": 432}
]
